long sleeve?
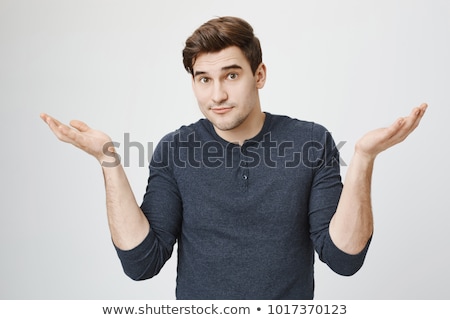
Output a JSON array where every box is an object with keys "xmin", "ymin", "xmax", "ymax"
[
  {"xmin": 115, "ymin": 133, "xmax": 183, "ymax": 280},
  {"xmin": 308, "ymin": 123, "xmax": 370, "ymax": 276}
]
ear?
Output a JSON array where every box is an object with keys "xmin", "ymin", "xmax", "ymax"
[{"xmin": 255, "ymin": 63, "xmax": 267, "ymax": 89}]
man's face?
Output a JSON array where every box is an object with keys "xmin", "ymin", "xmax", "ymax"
[{"xmin": 191, "ymin": 46, "xmax": 266, "ymax": 137}]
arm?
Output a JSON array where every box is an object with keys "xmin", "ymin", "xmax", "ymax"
[
  {"xmin": 329, "ymin": 103, "xmax": 428, "ymax": 254},
  {"xmin": 40, "ymin": 113, "xmax": 149, "ymax": 250}
]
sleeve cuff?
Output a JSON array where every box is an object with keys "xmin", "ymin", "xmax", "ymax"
[{"xmin": 321, "ymin": 232, "xmax": 372, "ymax": 276}]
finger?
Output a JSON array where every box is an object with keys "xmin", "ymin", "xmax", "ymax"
[
  {"xmin": 383, "ymin": 117, "xmax": 405, "ymax": 140},
  {"xmin": 387, "ymin": 104, "xmax": 427, "ymax": 144},
  {"xmin": 410, "ymin": 105, "xmax": 426, "ymax": 120},
  {"xmin": 41, "ymin": 113, "xmax": 65, "ymax": 134},
  {"xmin": 58, "ymin": 123, "xmax": 78, "ymax": 139},
  {"xmin": 40, "ymin": 113, "xmax": 49, "ymax": 123},
  {"xmin": 403, "ymin": 104, "xmax": 428, "ymax": 133},
  {"xmin": 41, "ymin": 113, "xmax": 78, "ymax": 144},
  {"xmin": 418, "ymin": 102, "xmax": 428, "ymax": 113},
  {"xmin": 40, "ymin": 113, "xmax": 62, "ymax": 127},
  {"xmin": 70, "ymin": 119, "xmax": 91, "ymax": 133}
]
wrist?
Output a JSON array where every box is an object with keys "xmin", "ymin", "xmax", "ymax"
[
  {"xmin": 354, "ymin": 142, "xmax": 378, "ymax": 163},
  {"xmin": 350, "ymin": 148, "xmax": 377, "ymax": 172},
  {"xmin": 99, "ymin": 141, "xmax": 121, "ymax": 167}
]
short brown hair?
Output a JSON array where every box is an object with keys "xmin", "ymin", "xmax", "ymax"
[{"xmin": 182, "ymin": 16, "xmax": 262, "ymax": 75}]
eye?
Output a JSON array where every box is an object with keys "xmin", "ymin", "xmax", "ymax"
[
  {"xmin": 199, "ymin": 77, "xmax": 210, "ymax": 84},
  {"xmin": 227, "ymin": 73, "xmax": 238, "ymax": 80}
]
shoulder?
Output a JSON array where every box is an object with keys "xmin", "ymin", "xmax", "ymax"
[
  {"xmin": 157, "ymin": 118, "xmax": 211, "ymax": 143},
  {"xmin": 150, "ymin": 119, "xmax": 210, "ymax": 167},
  {"xmin": 267, "ymin": 113, "xmax": 331, "ymax": 140}
]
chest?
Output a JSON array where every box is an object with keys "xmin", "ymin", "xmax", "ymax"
[{"xmin": 173, "ymin": 140, "xmax": 313, "ymax": 231}]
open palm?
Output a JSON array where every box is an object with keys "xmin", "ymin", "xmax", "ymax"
[
  {"xmin": 355, "ymin": 103, "xmax": 427, "ymax": 160},
  {"xmin": 40, "ymin": 113, "xmax": 117, "ymax": 165}
]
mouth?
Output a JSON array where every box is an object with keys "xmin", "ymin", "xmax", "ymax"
[{"xmin": 210, "ymin": 106, "xmax": 234, "ymax": 114}]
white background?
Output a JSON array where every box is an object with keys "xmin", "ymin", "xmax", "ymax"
[{"xmin": 1, "ymin": 0, "xmax": 449, "ymax": 299}]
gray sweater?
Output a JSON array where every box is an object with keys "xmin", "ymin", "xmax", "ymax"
[{"xmin": 115, "ymin": 113, "xmax": 370, "ymax": 299}]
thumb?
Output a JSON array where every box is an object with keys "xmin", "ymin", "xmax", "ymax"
[{"xmin": 70, "ymin": 119, "xmax": 90, "ymax": 132}]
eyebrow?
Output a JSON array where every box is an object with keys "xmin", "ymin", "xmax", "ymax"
[{"xmin": 193, "ymin": 64, "xmax": 243, "ymax": 77}]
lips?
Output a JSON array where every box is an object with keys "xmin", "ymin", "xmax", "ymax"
[{"xmin": 211, "ymin": 106, "xmax": 234, "ymax": 114}]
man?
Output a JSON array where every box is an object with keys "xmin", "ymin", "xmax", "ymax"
[{"xmin": 40, "ymin": 16, "xmax": 427, "ymax": 299}]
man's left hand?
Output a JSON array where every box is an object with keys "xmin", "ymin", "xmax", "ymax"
[{"xmin": 355, "ymin": 103, "xmax": 428, "ymax": 161}]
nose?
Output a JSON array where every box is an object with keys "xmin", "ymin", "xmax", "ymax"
[{"xmin": 212, "ymin": 81, "xmax": 228, "ymax": 105}]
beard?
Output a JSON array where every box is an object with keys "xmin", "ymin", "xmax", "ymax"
[
  {"xmin": 206, "ymin": 105, "xmax": 252, "ymax": 132},
  {"xmin": 211, "ymin": 113, "xmax": 248, "ymax": 131}
]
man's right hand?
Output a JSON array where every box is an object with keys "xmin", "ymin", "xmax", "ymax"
[
  {"xmin": 40, "ymin": 113, "xmax": 149, "ymax": 250},
  {"xmin": 40, "ymin": 113, "xmax": 118, "ymax": 166}
]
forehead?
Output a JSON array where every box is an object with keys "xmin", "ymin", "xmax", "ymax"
[{"xmin": 193, "ymin": 46, "xmax": 251, "ymax": 73}]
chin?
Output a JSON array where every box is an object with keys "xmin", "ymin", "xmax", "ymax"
[{"xmin": 212, "ymin": 118, "xmax": 245, "ymax": 132}]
